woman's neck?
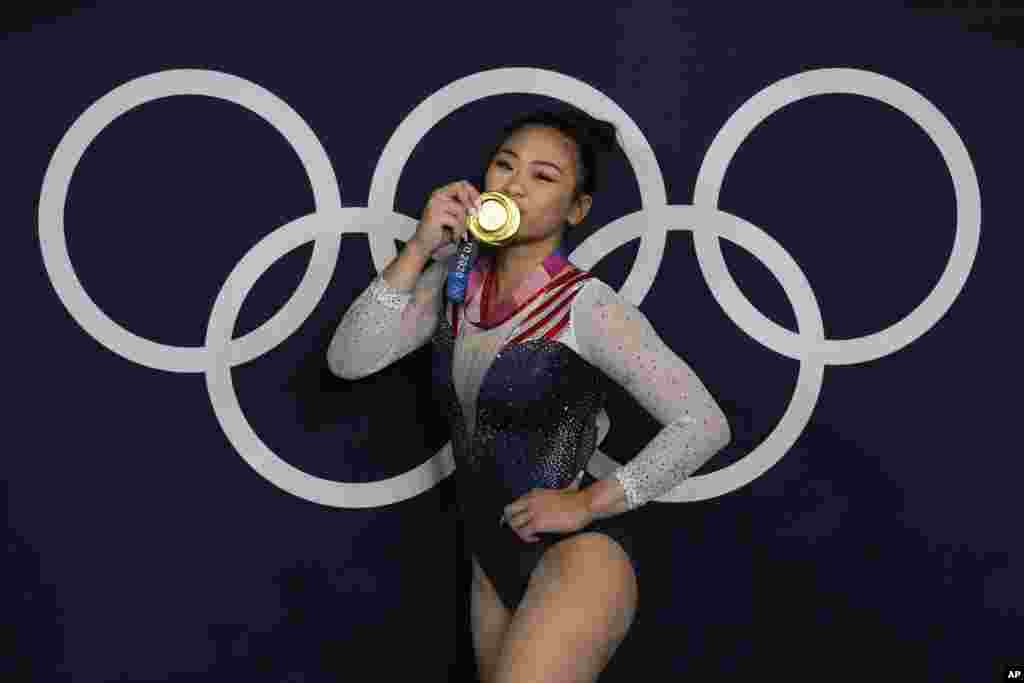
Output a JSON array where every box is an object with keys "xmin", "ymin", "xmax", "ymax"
[{"xmin": 491, "ymin": 234, "xmax": 563, "ymax": 292}]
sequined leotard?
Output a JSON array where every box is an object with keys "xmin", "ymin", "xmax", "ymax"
[{"xmin": 329, "ymin": 241, "xmax": 731, "ymax": 611}]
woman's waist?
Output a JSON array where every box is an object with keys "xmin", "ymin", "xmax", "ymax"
[{"xmin": 455, "ymin": 432, "xmax": 591, "ymax": 498}]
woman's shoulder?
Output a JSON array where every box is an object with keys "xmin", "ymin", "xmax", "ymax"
[
  {"xmin": 566, "ymin": 270, "xmax": 621, "ymax": 308},
  {"xmin": 568, "ymin": 273, "xmax": 650, "ymax": 336}
]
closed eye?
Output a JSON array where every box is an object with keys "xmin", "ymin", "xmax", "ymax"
[{"xmin": 495, "ymin": 160, "xmax": 554, "ymax": 182}]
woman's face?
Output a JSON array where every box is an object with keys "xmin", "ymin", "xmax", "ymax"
[{"xmin": 483, "ymin": 125, "xmax": 592, "ymax": 243}]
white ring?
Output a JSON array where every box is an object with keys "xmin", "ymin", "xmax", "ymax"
[
  {"xmin": 38, "ymin": 69, "xmax": 343, "ymax": 373},
  {"xmin": 693, "ymin": 68, "xmax": 980, "ymax": 364}
]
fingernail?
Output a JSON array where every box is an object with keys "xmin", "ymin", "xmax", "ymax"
[{"xmin": 468, "ymin": 207, "xmax": 476, "ymax": 217}]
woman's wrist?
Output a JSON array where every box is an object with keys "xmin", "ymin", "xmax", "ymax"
[
  {"xmin": 581, "ymin": 476, "xmax": 630, "ymax": 521},
  {"xmin": 382, "ymin": 238, "xmax": 429, "ymax": 292}
]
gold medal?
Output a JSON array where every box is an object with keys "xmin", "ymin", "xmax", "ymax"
[{"xmin": 465, "ymin": 191, "xmax": 520, "ymax": 246}]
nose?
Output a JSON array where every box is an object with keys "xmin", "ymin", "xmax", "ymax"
[{"xmin": 502, "ymin": 179, "xmax": 525, "ymax": 199}]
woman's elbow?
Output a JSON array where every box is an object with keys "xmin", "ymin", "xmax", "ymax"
[
  {"xmin": 326, "ymin": 348, "xmax": 356, "ymax": 380},
  {"xmin": 713, "ymin": 407, "xmax": 732, "ymax": 449}
]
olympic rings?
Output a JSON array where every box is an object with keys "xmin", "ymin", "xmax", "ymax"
[{"xmin": 37, "ymin": 67, "xmax": 980, "ymax": 508}]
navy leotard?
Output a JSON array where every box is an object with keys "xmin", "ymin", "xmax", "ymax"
[{"xmin": 430, "ymin": 287, "xmax": 639, "ymax": 610}]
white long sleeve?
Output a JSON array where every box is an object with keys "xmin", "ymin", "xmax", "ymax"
[
  {"xmin": 570, "ymin": 278, "xmax": 732, "ymax": 510},
  {"xmin": 327, "ymin": 250, "xmax": 453, "ymax": 380}
]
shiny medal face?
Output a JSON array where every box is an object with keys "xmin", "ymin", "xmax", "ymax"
[{"xmin": 465, "ymin": 191, "xmax": 520, "ymax": 245}]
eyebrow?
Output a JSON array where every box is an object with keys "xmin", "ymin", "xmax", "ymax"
[{"xmin": 496, "ymin": 148, "xmax": 564, "ymax": 174}]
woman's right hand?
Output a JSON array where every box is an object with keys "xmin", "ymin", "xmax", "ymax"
[{"xmin": 410, "ymin": 180, "xmax": 483, "ymax": 259}]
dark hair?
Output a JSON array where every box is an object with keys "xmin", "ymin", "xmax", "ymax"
[{"xmin": 480, "ymin": 106, "xmax": 620, "ymax": 231}]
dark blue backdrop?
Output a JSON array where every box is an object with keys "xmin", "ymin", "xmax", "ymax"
[{"xmin": 6, "ymin": 2, "xmax": 1021, "ymax": 681}]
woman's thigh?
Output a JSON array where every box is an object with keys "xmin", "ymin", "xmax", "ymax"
[
  {"xmin": 470, "ymin": 554, "xmax": 513, "ymax": 683},
  {"xmin": 492, "ymin": 532, "xmax": 639, "ymax": 683}
]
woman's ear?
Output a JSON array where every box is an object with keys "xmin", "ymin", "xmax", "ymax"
[{"xmin": 568, "ymin": 193, "xmax": 593, "ymax": 227}]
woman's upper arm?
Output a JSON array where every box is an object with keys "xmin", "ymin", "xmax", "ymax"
[{"xmin": 572, "ymin": 279, "xmax": 731, "ymax": 439}]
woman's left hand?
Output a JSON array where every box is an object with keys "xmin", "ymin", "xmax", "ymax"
[{"xmin": 502, "ymin": 473, "xmax": 592, "ymax": 543}]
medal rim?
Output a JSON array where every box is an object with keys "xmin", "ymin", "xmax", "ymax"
[{"xmin": 466, "ymin": 191, "xmax": 520, "ymax": 245}]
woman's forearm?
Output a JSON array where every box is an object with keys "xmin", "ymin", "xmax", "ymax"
[{"xmin": 326, "ymin": 238, "xmax": 432, "ymax": 379}]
